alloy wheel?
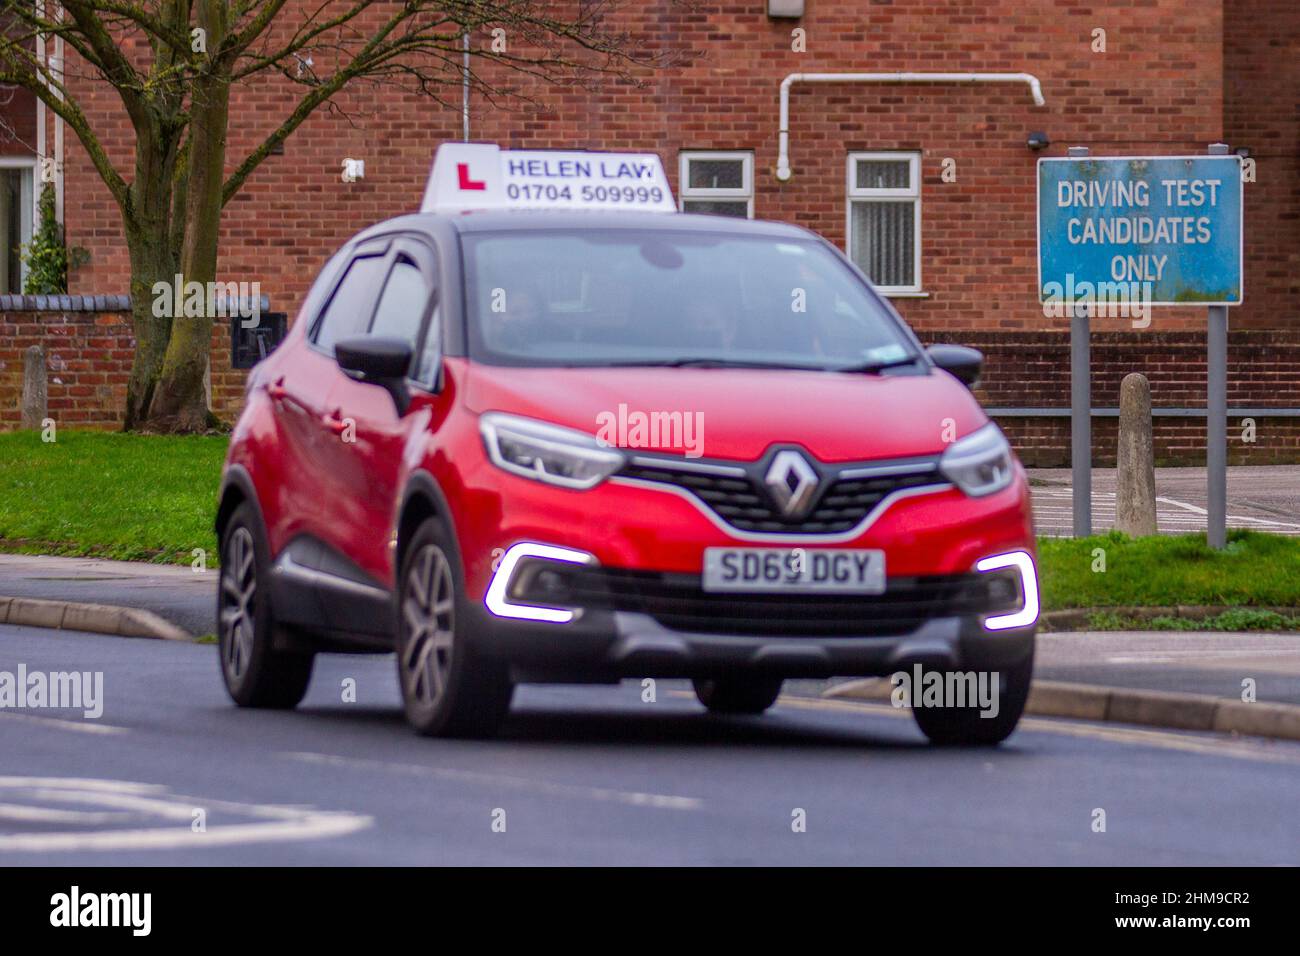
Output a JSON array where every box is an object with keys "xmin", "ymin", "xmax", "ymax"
[
  {"xmin": 401, "ymin": 544, "xmax": 456, "ymax": 708},
  {"xmin": 220, "ymin": 526, "xmax": 257, "ymax": 682}
]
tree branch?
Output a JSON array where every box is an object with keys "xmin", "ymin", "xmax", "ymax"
[{"xmin": 0, "ymin": 57, "xmax": 129, "ymax": 210}]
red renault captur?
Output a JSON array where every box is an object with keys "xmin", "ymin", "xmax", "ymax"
[{"xmin": 216, "ymin": 150, "xmax": 1038, "ymax": 745}]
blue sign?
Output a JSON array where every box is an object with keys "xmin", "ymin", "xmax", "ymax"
[{"xmin": 1037, "ymin": 156, "xmax": 1243, "ymax": 306}]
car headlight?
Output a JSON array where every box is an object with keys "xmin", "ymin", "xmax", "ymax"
[
  {"xmin": 480, "ymin": 412, "xmax": 625, "ymax": 489},
  {"xmin": 975, "ymin": 550, "xmax": 1039, "ymax": 631},
  {"xmin": 940, "ymin": 423, "xmax": 1014, "ymax": 497}
]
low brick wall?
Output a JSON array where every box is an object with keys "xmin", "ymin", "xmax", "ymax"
[
  {"xmin": 0, "ymin": 306, "xmax": 247, "ymax": 429},
  {"xmin": 940, "ymin": 330, "xmax": 1300, "ymax": 467},
  {"xmin": 3, "ymin": 308, "xmax": 1298, "ymax": 467},
  {"xmin": 997, "ymin": 416, "xmax": 1300, "ymax": 468}
]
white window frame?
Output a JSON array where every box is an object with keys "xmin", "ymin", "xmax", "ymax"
[
  {"xmin": 845, "ymin": 151, "xmax": 923, "ymax": 296},
  {"xmin": 0, "ymin": 157, "xmax": 38, "ymax": 293},
  {"xmin": 679, "ymin": 150, "xmax": 754, "ymax": 218}
]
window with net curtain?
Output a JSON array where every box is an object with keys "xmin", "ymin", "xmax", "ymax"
[
  {"xmin": 0, "ymin": 164, "xmax": 34, "ymax": 294},
  {"xmin": 679, "ymin": 152, "xmax": 753, "ymax": 218},
  {"xmin": 848, "ymin": 153, "xmax": 920, "ymax": 293}
]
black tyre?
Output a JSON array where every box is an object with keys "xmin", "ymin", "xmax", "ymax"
[
  {"xmin": 693, "ymin": 676, "xmax": 784, "ymax": 715},
  {"xmin": 396, "ymin": 518, "xmax": 514, "ymax": 737},
  {"xmin": 217, "ymin": 502, "xmax": 314, "ymax": 708},
  {"xmin": 910, "ymin": 650, "xmax": 1034, "ymax": 746}
]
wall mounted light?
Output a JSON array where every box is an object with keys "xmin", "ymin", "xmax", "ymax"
[{"xmin": 1026, "ymin": 131, "xmax": 1051, "ymax": 151}]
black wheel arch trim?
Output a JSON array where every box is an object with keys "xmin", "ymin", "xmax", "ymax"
[
  {"xmin": 397, "ymin": 471, "xmax": 474, "ymax": 604},
  {"xmin": 215, "ymin": 465, "xmax": 265, "ymax": 544},
  {"xmin": 398, "ymin": 471, "xmax": 458, "ymax": 554}
]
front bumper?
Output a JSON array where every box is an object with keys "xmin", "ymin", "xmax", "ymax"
[
  {"xmin": 471, "ymin": 605, "xmax": 1034, "ymax": 682},
  {"xmin": 467, "ymin": 558, "xmax": 1036, "ymax": 682}
]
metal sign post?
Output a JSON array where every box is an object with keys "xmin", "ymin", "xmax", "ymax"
[
  {"xmin": 1206, "ymin": 143, "xmax": 1230, "ymax": 549},
  {"xmin": 1070, "ymin": 301, "xmax": 1092, "ymax": 537},
  {"xmin": 1066, "ymin": 145, "xmax": 1091, "ymax": 537}
]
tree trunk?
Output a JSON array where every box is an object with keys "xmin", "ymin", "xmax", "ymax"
[
  {"xmin": 121, "ymin": 123, "xmax": 182, "ymax": 431},
  {"xmin": 143, "ymin": 2, "xmax": 230, "ymax": 434},
  {"xmin": 122, "ymin": 227, "xmax": 175, "ymax": 429}
]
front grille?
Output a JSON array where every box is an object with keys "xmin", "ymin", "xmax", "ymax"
[
  {"xmin": 513, "ymin": 563, "xmax": 1022, "ymax": 637},
  {"xmin": 617, "ymin": 455, "xmax": 947, "ymax": 534}
]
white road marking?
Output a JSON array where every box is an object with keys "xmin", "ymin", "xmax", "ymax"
[
  {"xmin": 1032, "ymin": 488, "xmax": 1300, "ymax": 535},
  {"xmin": 1157, "ymin": 495, "xmax": 1300, "ymax": 530},
  {"xmin": 0, "ymin": 776, "xmax": 371, "ymax": 853},
  {"xmin": 0, "ymin": 712, "xmax": 128, "ymax": 735},
  {"xmin": 280, "ymin": 750, "xmax": 704, "ymax": 811},
  {"xmin": 0, "ymin": 803, "xmax": 132, "ymax": 824}
]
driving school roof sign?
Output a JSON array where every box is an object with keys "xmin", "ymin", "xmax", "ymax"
[
  {"xmin": 421, "ymin": 143, "xmax": 676, "ymax": 215},
  {"xmin": 1037, "ymin": 155, "xmax": 1243, "ymax": 306}
]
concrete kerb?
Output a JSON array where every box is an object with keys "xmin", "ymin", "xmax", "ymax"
[
  {"xmin": 0, "ymin": 595, "xmax": 194, "ymax": 642},
  {"xmin": 824, "ymin": 676, "xmax": 1300, "ymax": 742}
]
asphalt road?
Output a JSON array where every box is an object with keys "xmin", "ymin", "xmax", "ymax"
[
  {"xmin": 1029, "ymin": 465, "xmax": 1300, "ymax": 537},
  {"xmin": 2, "ymin": 625, "xmax": 1298, "ymax": 866}
]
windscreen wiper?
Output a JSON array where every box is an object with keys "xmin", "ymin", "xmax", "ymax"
[
  {"xmin": 829, "ymin": 355, "xmax": 923, "ymax": 374},
  {"xmin": 580, "ymin": 358, "xmax": 828, "ymax": 370}
]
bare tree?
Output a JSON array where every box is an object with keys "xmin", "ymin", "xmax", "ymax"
[{"xmin": 0, "ymin": 1, "xmax": 680, "ymax": 431}]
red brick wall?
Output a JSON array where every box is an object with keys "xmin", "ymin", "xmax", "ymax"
[
  {"xmin": 948, "ymin": 329, "xmax": 1300, "ymax": 465},
  {"xmin": 1224, "ymin": 0, "xmax": 1300, "ymax": 329},
  {"xmin": 57, "ymin": 0, "xmax": 1251, "ymax": 337},
  {"xmin": 1000, "ymin": 416, "xmax": 1300, "ymax": 468},
  {"xmin": 0, "ymin": 310, "xmax": 133, "ymax": 428},
  {"xmin": 0, "ymin": 309, "xmax": 246, "ymax": 428}
]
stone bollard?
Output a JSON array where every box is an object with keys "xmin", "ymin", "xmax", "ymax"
[
  {"xmin": 21, "ymin": 344, "xmax": 48, "ymax": 430},
  {"xmin": 1116, "ymin": 372, "xmax": 1158, "ymax": 536}
]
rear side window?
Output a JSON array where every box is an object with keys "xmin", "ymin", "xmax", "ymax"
[
  {"xmin": 313, "ymin": 254, "xmax": 387, "ymax": 354},
  {"xmin": 369, "ymin": 257, "xmax": 430, "ymax": 344}
]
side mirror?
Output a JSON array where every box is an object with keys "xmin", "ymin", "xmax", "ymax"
[
  {"xmin": 335, "ymin": 336, "xmax": 413, "ymax": 414},
  {"xmin": 925, "ymin": 344, "xmax": 983, "ymax": 388}
]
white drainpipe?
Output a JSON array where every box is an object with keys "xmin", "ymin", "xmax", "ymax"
[
  {"xmin": 52, "ymin": 31, "xmax": 64, "ymax": 224},
  {"xmin": 34, "ymin": 1, "xmax": 46, "ymax": 231},
  {"xmin": 776, "ymin": 72, "xmax": 1046, "ymax": 181}
]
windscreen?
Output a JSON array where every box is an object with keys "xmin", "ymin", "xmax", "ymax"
[{"xmin": 461, "ymin": 229, "xmax": 917, "ymax": 370}]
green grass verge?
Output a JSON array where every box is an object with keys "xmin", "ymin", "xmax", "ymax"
[
  {"xmin": 1039, "ymin": 530, "xmax": 1300, "ymax": 610},
  {"xmin": 0, "ymin": 430, "xmax": 226, "ymax": 564},
  {"xmin": 1, "ymin": 433, "xmax": 1297, "ymax": 621},
  {"xmin": 1087, "ymin": 608, "xmax": 1300, "ymax": 632}
]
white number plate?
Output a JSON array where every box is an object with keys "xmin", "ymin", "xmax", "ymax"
[{"xmin": 702, "ymin": 548, "xmax": 886, "ymax": 594}]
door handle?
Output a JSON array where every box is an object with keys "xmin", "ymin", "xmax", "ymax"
[{"xmin": 322, "ymin": 409, "xmax": 350, "ymax": 435}]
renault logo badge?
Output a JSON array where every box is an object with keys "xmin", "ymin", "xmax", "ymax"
[{"xmin": 764, "ymin": 450, "xmax": 819, "ymax": 517}]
